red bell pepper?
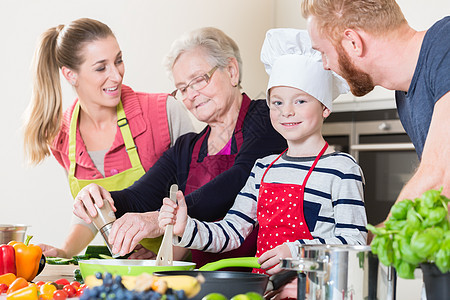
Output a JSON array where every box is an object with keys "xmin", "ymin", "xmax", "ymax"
[{"xmin": 0, "ymin": 244, "xmax": 16, "ymax": 275}]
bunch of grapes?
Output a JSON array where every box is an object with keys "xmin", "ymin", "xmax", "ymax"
[{"xmin": 80, "ymin": 272, "xmax": 187, "ymax": 300}]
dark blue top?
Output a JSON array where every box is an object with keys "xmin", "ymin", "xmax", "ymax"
[
  {"xmin": 112, "ymin": 97, "xmax": 287, "ymax": 222},
  {"xmin": 396, "ymin": 16, "xmax": 450, "ymax": 159}
]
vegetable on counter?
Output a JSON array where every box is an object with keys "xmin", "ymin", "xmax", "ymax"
[
  {"xmin": 8, "ymin": 235, "xmax": 42, "ymax": 282},
  {"xmin": 45, "ymin": 257, "xmax": 78, "ymax": 266},
  {"xmin": 0, "ymin": 244, "xmax": 16, "ymax": 276},
  {"xmin": 367, "ymin": 188, "xmax": 450, "ymax": 279},
  {"xmin": 6, "ymin": 277, "xmax": 28, "ymax": 295},
  {"xmin": 1, "ymin": 276, "xmax": 87, "ymax": 299},
  {"xmin": 84, "ymin": 246, "xmax": 112, "ymax": 259},
  {"xmin": 45, "ymin": 245, "xmax": 127, "ymax": 266},
  {"xmin": 0, "ymin": 273, "xmax": 16, "ymax": 286},
  {"xmin": 81, "ymin": 272, "xmax": 189, "ymax": 300},
  {"xmin": 5, "ymin": 284, "xmax": 38, "ymax": 300}
]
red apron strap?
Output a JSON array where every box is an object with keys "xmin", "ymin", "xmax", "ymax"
[
  {"xmin": 260, "ymin": 148, "xmax": 288, "ymax": 183},
  {"xmin": 301, "ymin": 142, "xmax": 328, "ymax": 187}
]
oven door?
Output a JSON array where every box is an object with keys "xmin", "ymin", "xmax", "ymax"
[{"xmin": 352, "ymin": 120, "xmax": 419, "ymax": 225}]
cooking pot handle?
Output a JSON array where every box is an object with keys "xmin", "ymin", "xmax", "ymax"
[
  {"xmin": 199, "ymin": 257, "xmax": 260, "ymax": 271},
  {"xmin": 280, "ymin": 257, "xmax": 324, "ymax": 273}
]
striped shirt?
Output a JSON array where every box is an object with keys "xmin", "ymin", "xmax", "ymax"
[{"xmin": 175, "ymin": 151, "xmax": 368, "ymax": 258}]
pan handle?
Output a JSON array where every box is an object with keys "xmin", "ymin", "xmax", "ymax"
[
  {"xmin": 297, "ymin": 272, "xmax": 307, "ymax": 300},
  {"xmin": 266, "ymin": 270, "xmax": 298, "ymax": 292},
  {"xmin": 199, "ymin": 257, "xmax": 260, "ymax": 271}
]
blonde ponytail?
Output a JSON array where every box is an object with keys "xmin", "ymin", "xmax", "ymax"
[
  {"xmin": 24, "ymin": 26, "xmax": 63, "ymax": 165},
  {"xmin": 23, "ymin": 18, "xmax": 114, "ymax": 165}
]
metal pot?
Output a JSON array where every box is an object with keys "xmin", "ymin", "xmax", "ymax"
[
  {"xmin": 0, "ymin": 224, "xmax": 28, "ymax": 244},
  {"xmin": 281, "ymin": 244, "xmax": 396, "ymax": 300}
]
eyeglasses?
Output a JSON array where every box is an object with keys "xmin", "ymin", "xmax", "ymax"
[{"xmin": 171, "ymin": 66, "xmax": 218, "ymax": 100}]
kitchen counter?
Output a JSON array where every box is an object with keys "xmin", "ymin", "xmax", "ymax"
[
  {"xmin": 35, "ymin": 264, "xmax": 80, "ymax": 283},
  {"xmin": 0, "ymin": 263, "xmax": 425, "ymax": 300}
]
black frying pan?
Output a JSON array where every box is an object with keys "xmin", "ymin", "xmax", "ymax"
[{"xmin": 154, "ymin": 257, "xmax": 297, "ymax": 300}]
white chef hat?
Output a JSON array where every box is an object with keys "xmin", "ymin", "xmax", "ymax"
[{"xmin": 260, "ymin": 28, "xmax": 349, "ymax": 111}]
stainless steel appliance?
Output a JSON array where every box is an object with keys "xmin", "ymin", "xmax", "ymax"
[
  {"xmin": 281, "ymin": 244, "xmax": 395, "ymax": 300},
  {"xmin": 0, "ymin": 224, "xmax": 28, "ymax": 244},
  {"xmin": 322, "ymin": 109, "xmax": 419, "ymax": 225}
]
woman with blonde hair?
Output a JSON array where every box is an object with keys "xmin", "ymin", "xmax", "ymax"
[{"xmin": 24, "ymin": 17, "xmax": 194, "ymax": 259}]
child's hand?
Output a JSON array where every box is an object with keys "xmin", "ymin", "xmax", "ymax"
[
  {"xmin": 158, "ymin": 190, "xmax": 188, "ymax": 237},
  {"xmin": 257, "ymin": 243, "xmax": 292, "ymax": 275}
]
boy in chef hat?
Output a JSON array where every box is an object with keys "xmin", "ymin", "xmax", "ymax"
[{"xmin": 159, "ymin": 28, "xmax": 367, "ymax": 286}]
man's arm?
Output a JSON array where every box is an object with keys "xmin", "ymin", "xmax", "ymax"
[
  {"xmin": 396, "ymin": 91, "xmax": 450, "ymax": 202},
  {"xmin": 368, "ymin": 92, "xmax": 450, "ymax": 243}
]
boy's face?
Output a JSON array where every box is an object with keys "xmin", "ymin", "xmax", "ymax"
[{"xmin": 268, "ymin": 86, "xmax": 330, "ymax": 145}]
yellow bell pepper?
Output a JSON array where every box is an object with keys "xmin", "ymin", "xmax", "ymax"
[
  {"xmin": 8, "ymin": 236, "xmax": 42, "ymax": 281},
  {"xmin": 39, "ymin": 282, "xmax": 56, "ymax": 296},
  {"xmin": 6, "ymin": 284, "xmax": 38, "ymax": 300}
]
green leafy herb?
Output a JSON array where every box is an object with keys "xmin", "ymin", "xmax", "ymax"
[{"xmin": 367, "ymin": 188, "xmax": 450, "ymax": 279}]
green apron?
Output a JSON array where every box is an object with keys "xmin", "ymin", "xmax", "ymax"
[{"xmin": 68, "ymin": 100, "xmax": 162, "ymax": 254}]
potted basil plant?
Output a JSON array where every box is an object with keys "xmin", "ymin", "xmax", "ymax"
[{"xmin": 367, "ymin": 188, "xmax": 449, "ymax": 300}]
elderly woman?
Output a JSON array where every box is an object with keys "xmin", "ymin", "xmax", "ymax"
[{"xmin": 74, "ymin": 27, "xmax": 287, "ymax": 267}]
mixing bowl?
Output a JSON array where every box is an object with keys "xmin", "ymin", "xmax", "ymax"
[{"xmin": 79, "ymin": 259, "xmax": 196, "ymax": 278}]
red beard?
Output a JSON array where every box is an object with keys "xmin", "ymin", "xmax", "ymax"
[{"xmin": 336, "ymin": 44, "xmax": 375, "ymax": 97}]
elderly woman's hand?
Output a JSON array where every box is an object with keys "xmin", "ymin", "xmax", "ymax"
[
  {"xmin": 107, "ymin": 211, "xmax": 163, "ymax": 257},
  {"xmin": 158, "ymin": 190, "xmax": 188, "ymax": 237},
  {"xmin": 73, "ymin": 183, "xmax": 116, "ymax": 223},
  {"xmin": 127, "ymin": 244, "xmax": 157, "ymax": 260}
]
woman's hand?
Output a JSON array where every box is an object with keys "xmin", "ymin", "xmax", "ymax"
[
  {"xmin": 73, "ymin": 183, "xmax": 116, "ymax": 223},
  {"xmin": 257, "ymin": 243, "xmax": 292, "ymax": 275},
  {"xmin": 38, "ymin": 244, "xmax": 67, "ymax": 258},
  {"xmin": 127, "ymin": 244, "xmax": 157, "ymax": 259},
  {"xmin": 108, "ymin": 211, "xmax": 163, "ymax": 257},
  {"xmin": 158, "ymin": 190, "xmax": 188, "ymax": 237}
]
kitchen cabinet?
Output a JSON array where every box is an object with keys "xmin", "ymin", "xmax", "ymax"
[{"xmin": 333, "ymin": 87, "xmax": 396, "ymax": 113}]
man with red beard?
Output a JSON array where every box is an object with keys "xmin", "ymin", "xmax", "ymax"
[{"xmin": 301, "ymin": 0, "xmax": 449, "ymax": 238}]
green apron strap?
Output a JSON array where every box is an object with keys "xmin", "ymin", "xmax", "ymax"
[
  {"xmin": 68, "ymin": 102, "xmax": 80, "ymax": 179},
  {"xmin": 116, "ymin": 101, "xmax": 142, "ymax": 168},
  {"xmin": 68, "ymin": 100, "xmax": 143, "ymax": 179}
]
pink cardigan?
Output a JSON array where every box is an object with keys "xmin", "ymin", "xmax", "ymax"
[{"xmin": 51, "ymin": 85, "xmax": 171, "ymax": 179}]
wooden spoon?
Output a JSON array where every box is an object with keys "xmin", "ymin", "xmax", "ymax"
[{"xmin": 155, "ymin": 184, "xmax": 178, "ymax": 266}]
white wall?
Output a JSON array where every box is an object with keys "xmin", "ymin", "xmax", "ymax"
[{"xmin": 1, "ymin": 0, "xmax": 449, "ymax": 258}]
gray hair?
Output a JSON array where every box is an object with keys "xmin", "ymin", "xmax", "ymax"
[{"xmin": 164, "ymin": 27, "xmax": 243, "ymax": 85}]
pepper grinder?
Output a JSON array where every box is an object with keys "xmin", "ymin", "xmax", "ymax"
[{"xmin": 89, "ymin": 199, "xmax": 120, "ymax": 258}]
